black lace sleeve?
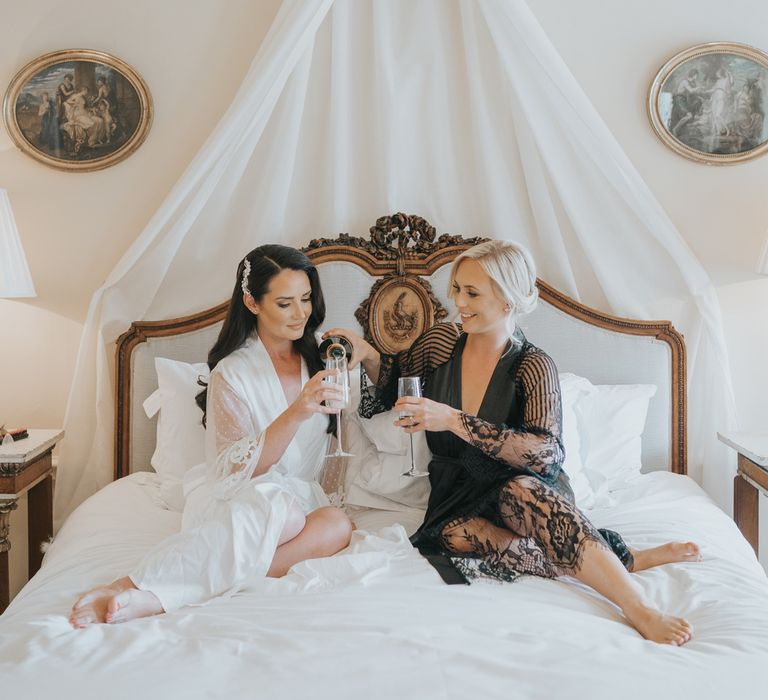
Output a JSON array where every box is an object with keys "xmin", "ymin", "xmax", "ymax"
[
  {"xmin": 359, "ymin": 323, "xmax": 461, "ymax": 418},
  {"xmin": 457, "ymin": 348, "xmax": 564, "ymax": 481}
]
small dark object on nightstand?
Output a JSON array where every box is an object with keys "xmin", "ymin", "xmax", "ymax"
[{"xmin": 0, "ymin": 426, "xmax": 29, "ymax": 442}]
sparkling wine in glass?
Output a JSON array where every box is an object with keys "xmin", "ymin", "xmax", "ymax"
[
  {"xmin": 326, "ymin": 355, "xmax": 353, "ymax": 458},
  {"xmin": 398, "ymin": 376, "xmax": 428, "ymax": 477}
]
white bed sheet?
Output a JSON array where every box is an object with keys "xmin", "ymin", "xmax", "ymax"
[{"xmin": 1, "ymin": 471, "xmax": 767, "ymax": 699}]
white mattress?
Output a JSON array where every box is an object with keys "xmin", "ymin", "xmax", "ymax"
[{"xmin": 1, "ymin": 471, "xmax": 767, "ymax": 699}]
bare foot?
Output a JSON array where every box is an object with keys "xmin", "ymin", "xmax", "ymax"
[
  {"xmin": 70, "ymin": 586, "xmax": 113, "ymax": 628},
  {"xmin": 630, "ymin": 542, "xmax": 701, "ymax": 572},
  {"xmin": 624, "ymin": 603, "xmax": 693, "ymax": 646},
  {"xmin": 105, "ymin": 588, "xmax": 164, "ymax": 624},
  {"xmin": 69, "ymin": 576, "xmax": 163, "ymax": 628}
]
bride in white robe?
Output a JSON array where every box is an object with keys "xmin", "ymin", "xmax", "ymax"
[{"xmin": 70, "ymin": 245, "xmax": 353, "ymax": 625}]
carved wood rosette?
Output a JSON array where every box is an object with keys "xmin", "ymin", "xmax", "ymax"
[
  {"xmin": 303, "ymin": 212, "xmax": 487, "ymax": 275},
  {"xmin": 0, "ymin": 499, "xmax": 18, "ymax": 553},
  {"xmin": 0, "ymin": 461, "xmax": 25, "ymax": 477}
]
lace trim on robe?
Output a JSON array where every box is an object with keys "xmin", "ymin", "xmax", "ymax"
[
  {"xmin": 208, "ymin": 371, "xmax": 265, "ymax": 500},
  {"xmin": 458, "ymin": 348, "xmax": 564, "ymax": 482}
]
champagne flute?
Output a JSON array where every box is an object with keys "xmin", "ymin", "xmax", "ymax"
[
  {"xmin": 325, "ymin": 354, "xmax": 353, "ymax": 458},
  {"xmin": 398, "ymin": 376, "xmax": 428, "ymax": 477}
]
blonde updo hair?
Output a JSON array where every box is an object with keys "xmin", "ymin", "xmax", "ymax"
[{"xmin": 448, "ymin": 239, "xmax": 539, "ymax": 343}]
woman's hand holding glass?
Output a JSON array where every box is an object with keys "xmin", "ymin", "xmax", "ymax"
[
  {"xmin": 292, "ymin": 368, "xmax": 345, "ymax": 420},
  {"xmin": 393, "ymin": 396, "xmax": 458, "ymax": 433},
  {"xmin": 395, "ymin": 377, "xmax": 426, "ymax": 477}
]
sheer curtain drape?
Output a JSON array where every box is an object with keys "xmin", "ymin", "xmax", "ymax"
[{"xmin": 55, "ymin": 0, "xmax": 736, "ymax": 523}]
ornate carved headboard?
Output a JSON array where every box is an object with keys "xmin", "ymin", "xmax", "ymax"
[
  {"xmin": 115, "ymin": 213, "xmax": 686, "ymax": 480},
  {"xmin": 302, "ymin": 213, "xmax": 486, "ymax": 355}
]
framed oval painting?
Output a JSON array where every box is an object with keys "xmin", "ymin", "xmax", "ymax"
[
  {"xmin": 648, "ymin": 42, "xmax": 768, "ymax": 164},
  {"xmin": 2, "ymin": 49, "xmax": 152, "ymax": 172}
]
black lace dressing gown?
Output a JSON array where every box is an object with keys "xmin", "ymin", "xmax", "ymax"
[{"xmin": 359, "ymin": 323, "xmax": 633, "ymax": 584}]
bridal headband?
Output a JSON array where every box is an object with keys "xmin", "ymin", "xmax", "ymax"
[{"xmin": 241, "ymin": 257, "xmax": 251, "ymax": 297}]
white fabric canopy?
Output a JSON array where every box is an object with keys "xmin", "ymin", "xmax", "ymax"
[{"xmin": 55, "ymin": 0, "xmax": 737, "ymax": 523}]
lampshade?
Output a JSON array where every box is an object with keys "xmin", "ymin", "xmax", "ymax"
[
  {"xmin": 758, "ymin": 235, "xmax": 768, "ymax": 276},
  {"xmin": 0, "ymin": 188, "xmax": 36, "ymax": 298}
]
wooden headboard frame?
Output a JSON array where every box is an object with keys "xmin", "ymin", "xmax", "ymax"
[{"xmin": 114, "ymin": 213, "xmax": 687, "ymax": 480}]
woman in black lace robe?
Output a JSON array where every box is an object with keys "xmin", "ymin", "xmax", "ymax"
[{"xmin": 326, "ymin": 240, "xmax": 700, "ymax": 645}]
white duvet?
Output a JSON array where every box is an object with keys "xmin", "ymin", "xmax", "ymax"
[{"xmin": 1, "ymin": 471, "xmax": 767, "ymax": 699}]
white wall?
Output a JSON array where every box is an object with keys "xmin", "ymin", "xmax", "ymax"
[
  {"xmin": 0, "ymin": 0, "xmax": 282, "ymax": 427},
  {"xmin": 1, "ymin": 1, "xmax": 767, "ymax": 574}
]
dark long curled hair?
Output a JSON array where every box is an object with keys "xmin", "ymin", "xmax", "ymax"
[{"xmin": 195, "ymin": 245, "xmax": 326, "ymax": 426}]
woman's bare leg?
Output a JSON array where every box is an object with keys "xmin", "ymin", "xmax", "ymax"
[
  {"xmin": 496, "ymin": 476, "xmax": 693, "ymax": 645},
  {"xmin": 70, "ymin": 503, "xmax": 350, "ymax": 627},
  {"xmin": 267, "ymin": 506, "xmax": 353, "ymax": 577},
  {"xmin": 564, "ymin": 540, "xmax": 693, "ymax": 645},
  {"xmin": 102, "ymin": 506, "xmax": 321, "ymax": 624},
  {"xmin": 101, "ymin": 505, "xmax": 330, "ymax": 624},
  {"xmin": 630, "ymin": 542, "xmax": 701, "ymax": 572}
]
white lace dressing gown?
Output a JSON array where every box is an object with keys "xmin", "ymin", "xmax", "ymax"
[{"xmin": 130, "ymin": 335, "xmax": 331, "ymax": 612}]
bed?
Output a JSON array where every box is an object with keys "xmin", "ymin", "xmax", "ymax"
[{"xmin": 1, "ymin": 214, "xmax": 766, "ymax": 699}]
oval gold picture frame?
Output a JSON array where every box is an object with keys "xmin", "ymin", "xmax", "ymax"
[
  {"xmin": 3, "ymin": 49, "xmax": 152, "ymax": 172},
  {"xmin": 648, "ymin": 42, "xmax": 768, "ymax": 165}
]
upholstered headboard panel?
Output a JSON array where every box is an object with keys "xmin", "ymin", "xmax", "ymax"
[
  {"xmin": 117, "ymin": 215, "xmax": 685, "ymax": 479},
  {"xmin": 128, "ymin": 324, "xmax": 222, "ymax": 479}
]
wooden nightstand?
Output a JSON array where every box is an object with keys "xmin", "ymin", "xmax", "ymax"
[
  {"xmin": 718, "ymin": 431, "xmax": 768, "ymax": 555},
  {"xmin": 0, "ymin": 429, "xmax": 63, "ymax": 613}
]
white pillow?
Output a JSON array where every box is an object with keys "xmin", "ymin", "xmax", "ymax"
[
  {"xmin": 340, "ymin": 365, "xmax": 431, "ymax": 511},
  {"xmin": 357, "ymin": 409, "xmax": 408, "ymax": 455},
  {"xmin": 574, "ymin": 381, "xmax": 657, "ymax": 492},
  {"xmin": 143, "ymin": 358, "xmax": 209, "ymax": 482},
  {"xmin": 558, "ymin": 373, "xmax": 596, "ymax": 509},
  {"xmin": 344, "ymin": 409, "xmax": 431, "ymax": 511}
]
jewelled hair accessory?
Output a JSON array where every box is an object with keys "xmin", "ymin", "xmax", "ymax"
[{"xmin": 241, "ymin": 257, "xmax": 251, "ymax": 297}]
